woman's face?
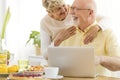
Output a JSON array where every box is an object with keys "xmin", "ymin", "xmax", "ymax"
[{"xmin": 49, "ymin": 4, "xmax": 68, "ymax": 21}]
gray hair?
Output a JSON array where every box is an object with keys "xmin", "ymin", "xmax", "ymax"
[{"xmin": 42, "ymin": 0, "xmax": 65, "ymax": 12}]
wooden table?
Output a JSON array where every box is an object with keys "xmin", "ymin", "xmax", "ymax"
[{"xmin": 1, "ymin": 75, "xmax": 120, "ymax": 80}]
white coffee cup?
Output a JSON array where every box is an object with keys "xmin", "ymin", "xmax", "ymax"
[{"xmin": 44, "ymin": 67, "xmax": 59, "ymax": 77}]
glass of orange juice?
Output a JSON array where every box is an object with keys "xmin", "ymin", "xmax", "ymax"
[
  {"xmin": 0, "ymin": 51, "xmax": 7, "ymax": 73},
  {"xmin": 0, "ymin": 52, "xmax": 7, "ymax": 65}
]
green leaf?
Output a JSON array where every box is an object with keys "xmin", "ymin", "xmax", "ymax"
[
  {"xmin": 1, "ymin": 8, "xmax": 11, "ymax": 39},
  {"xmin": 26, "ymin": 30, "xmax": 40, "ymax": 48}
]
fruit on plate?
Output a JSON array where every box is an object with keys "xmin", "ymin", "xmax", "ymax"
[
  {"xmin": 8, "ymin": 65, "xmax": 19, "ymax": 73},
  {"xmin": 29, "ymin": 66, "xmax": 43, "ymax": 71}
]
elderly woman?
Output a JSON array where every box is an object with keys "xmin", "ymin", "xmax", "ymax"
[{"xmin": 41, "ymin": 0, "xmax": 111, "ymax": 59}]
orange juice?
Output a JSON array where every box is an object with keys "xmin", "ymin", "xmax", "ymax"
[
  {"xmin": 0, "ymin": 64, "xmax": 8, "ymax": 73},
  {"xmin": 0, "ymin": 53, "xmax": 8, "ymax": 73},
  {"xmin": 0, "ymin": 53, "xmax": 7, "ymax": 64}
]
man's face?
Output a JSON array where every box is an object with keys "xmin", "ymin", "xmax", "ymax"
[
  {"xmin": 49, "ymin": 4, "xmax": 68, "ymax": 21},
  {"xmin": 70, "ymin": 0, "xmax": 90, "ymax": 24}
]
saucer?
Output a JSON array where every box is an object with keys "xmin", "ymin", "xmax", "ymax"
[{"xmin": 43, "ymin": 75, "xmax": 63, "ymax": 79}]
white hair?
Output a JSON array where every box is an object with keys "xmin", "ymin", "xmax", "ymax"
[{"xmin": 42, "ymin": 0, "xmax": 65, "ymax": 12}]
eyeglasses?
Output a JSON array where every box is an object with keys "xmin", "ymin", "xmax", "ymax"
[
  {"xmin": 52, "ymin": 4, "xmax": 66, "ymax": 12},
  {"xmin": 70, "ymin": 7, "xmax": 90, "ymax": 12}
]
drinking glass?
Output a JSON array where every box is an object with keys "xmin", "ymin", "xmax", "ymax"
[
  {"xmin": 18, "ymin": 59, "xmax": 28, "ymax": 71},
  {"xmin": 0, "ymin": 53, "xmax": 7, "ymax": 65},
  {"xmin": 0, "ymin": 52, "xmax": 7, "ymax": 73}
]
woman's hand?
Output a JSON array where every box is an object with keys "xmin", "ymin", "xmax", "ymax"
[
  {"xmin": 54, "ymin": 26, "xmax": 76, "ymax": 46},
  {"xmin": 84, "ymin": 25, "xmax": 101, "ymax": 44}
]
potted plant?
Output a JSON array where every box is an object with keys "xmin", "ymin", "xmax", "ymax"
[{"xmin": 26, "ymin": 30, "xmax": 41, "ymax": 55}]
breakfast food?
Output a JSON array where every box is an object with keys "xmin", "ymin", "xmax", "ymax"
[
  {"xmin": 8, "ymin": 65, "xmax": 19, "ymax": 73},
  {"xmin": 13, "ymin": 72, "xmax": 41, "ymax": 77},
  {"xmin": 29, "ymin": 65, "xmax": 43, "ymax": 71}
]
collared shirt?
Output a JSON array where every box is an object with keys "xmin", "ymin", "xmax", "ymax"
[
  {"xmin": 61, "ymin": 21, "xmax": 98, "ymax": 46},
  {"xmin": 60, "ymin": 21, "xmax": 120, "ymax": 76}
]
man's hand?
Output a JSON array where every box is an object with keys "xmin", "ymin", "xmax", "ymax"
[
  {"xmin": 95, "ymin": 56, "xmax": 101, "ymax": 65},
  {"xmin": 100, "ymin": 56, "xmax": 120, "ymax": 71},
  {"xmin": 54, "ymin": 26, "xmax": 76, "ymax": 46},
  {"xmin": 95, "ymin": 56, "xmax": 120, "ymax": 71},
  {"xmin": 84, "ymin": 25, "xmax": 101, "ymax": 44}
]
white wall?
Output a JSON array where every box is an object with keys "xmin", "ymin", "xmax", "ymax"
[
  {"xmin": 96, "ymin": 0, "xmax": 120, "ymax": 42},
  {"xmin": 6, "ymin": 0, "xmax": 46, "ymax": 61}
]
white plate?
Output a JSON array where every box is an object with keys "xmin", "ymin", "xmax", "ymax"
[{"xmin": 43, "ymin": 75, "xmax": 63, "ymax": 79}]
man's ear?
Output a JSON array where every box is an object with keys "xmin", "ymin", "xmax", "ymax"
[
  {"xmin": 89, "ymin": 9, "xmax": 93, "ymax": 15},
  {"xmin": 87, "ymin": 10, "xmax": 94, "ymax": 21},
  {"xmin": 88, "ymin": 9, "xmax": 94, "ymax": 18}
]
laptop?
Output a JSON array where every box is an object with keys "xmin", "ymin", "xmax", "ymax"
[{"xmin": 47, "ymin": 46, "xmax": 96, "ymax": 77}]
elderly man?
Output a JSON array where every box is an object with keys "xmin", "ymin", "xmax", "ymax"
[
  {"xmin": 60, "ymin": 0, "xmax": 120, "ymax": 76},
  {"xmin": 41, "ymin": 0, "xmax": 112, "ymax": 59}
]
